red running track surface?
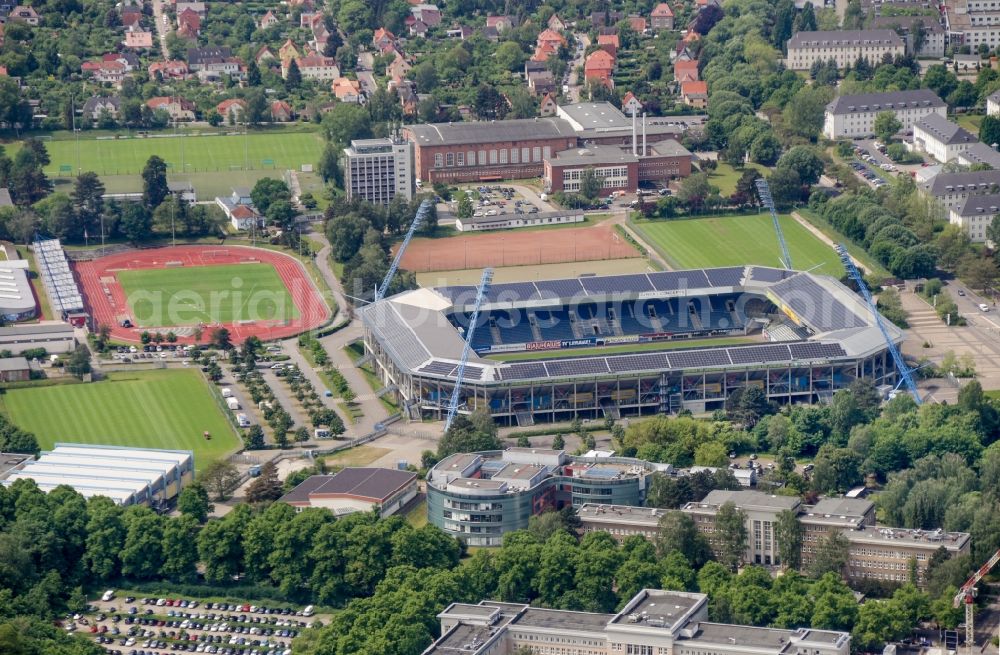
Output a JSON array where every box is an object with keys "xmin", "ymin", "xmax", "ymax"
[{"xmin": 74, "ymin": 245, "xmax": 331, "ymax": 345}]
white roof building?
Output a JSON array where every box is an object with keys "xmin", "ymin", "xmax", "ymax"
[{"xmin": 2, "ymin": 443, "xmax": 195, "ymax": 506}]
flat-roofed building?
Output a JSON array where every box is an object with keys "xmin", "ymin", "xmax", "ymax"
[
  {"xmin": 823, "ymin": 89, "xmax": 945, "ymax": 139},
  {"xmin": 343, "ymin": 136, "xmax": 414, "ymax": 206},
  {"xmin": 682, "ymin": 489, "xmax": 801, "ymax": 566},
  {"xmin": 840, "ymin": 526, "xmax": 970, "ymax": 586},
  {"xmin": 1, "ymin": 443, "xmax": 194, "ymax": 507},
  {"xmin": 423, "ymin": 589, "xmax": 851, "ymax": 655},
  {"xmin": 0, "ymin": 452, "xmax": 31, "ymax": 479},
  {"xmin": 0, "ymin": 322, "xmax": 68, "ymax": 355},
  {"xmin": 279, "ymin": 467, "xmax": 418, "ymax": 517},
  {"xmin": 578, "ymin": 503, "xmax": 669, "ymax": 542},
  {"xmin": 786, "ymin": 29, "xmax": 904, "ymax": 70},
  {"xmin": 543, "ymin": 139, "xmax": 692, "ymax": 194},
  {"xmin": 556, "ymin": 102, "xmax": 681, "ymax": 146},
  {"xmin": 0, "ymin": 356, "xmax": 31, "ymax": 382}
]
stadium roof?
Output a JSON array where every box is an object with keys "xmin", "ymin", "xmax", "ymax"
[
  {"xmin": 2, "ymin": 443, "xmax": 194, "ymax": 505},
  {"xmin": 406, "ymin": 118, "xmax": 577, "ymax": 147},
  {"xmin": 359, "ymin": 266, "xmax": 898, "ymax": 385}
]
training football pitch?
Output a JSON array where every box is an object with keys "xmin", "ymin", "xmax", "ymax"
[
  {"xmin": 0, "ymin": 370, "xmax": 241, "ymax": 469},
  {"xmin": 40, "ymin": 130, "xmax": 322, "ymax": 176},
  {"xmin": 117, "ymin": 263, "xmax": 299, "ymax": 327},
  {"xmin": 632, "ymin": 214, "xmax": 843, "ymax": 276}
]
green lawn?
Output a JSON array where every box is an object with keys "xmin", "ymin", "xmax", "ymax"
[
  {"xmin": 0, "ymin": 370, "xmax": 241, "ymax": 470},
  {"xmin": 40, "ymin": 130, "xmax": 323, "ymax": 177},
  {"xmin": 488, "ymin": 336, "xmax": 758, "ymax": 362},
  {"xmin": 708, "ymin": 163, "xmax": 764, "ymax": 197},
  {"xmin": 118, "ymin": 263, "xmax": 298, "ymax": 327},
  {"xmin": 956, "ymin": 114, "xmax": 983, "ymax": 134},
  {"xmin": 632, "ymin": 214, "xmax": 844, "ymax": 276}
]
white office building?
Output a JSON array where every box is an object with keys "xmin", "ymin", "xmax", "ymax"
[
  {"xmin": 823, "ymin": 89, "xmax": 946, "ymax": 139},
  {"xmin": 786, "ymin": 29, "xmax": 904, "ymax": 70},
  {"xmin": 911, "ymin": 113, "xmax": 978, "ymax": 163},
  {"xmin": 950, "ymin": 193, "xmax": 1000, "ymax": 243},
  {"xmin": 343, "ymin": 136, "xmax": 414, "ymax": 206}
]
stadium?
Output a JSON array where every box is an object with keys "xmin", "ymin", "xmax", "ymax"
[{"xmin": 359, "ymin": 265, "xmax": 901, "ymax": 426}]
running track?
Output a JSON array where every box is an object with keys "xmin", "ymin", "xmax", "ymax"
[{"xmin": 74, "ymin": 245, "xmax": 330, "ymax": 345}]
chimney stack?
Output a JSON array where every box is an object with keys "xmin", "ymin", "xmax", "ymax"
[
  {"xmin": 631, "ymin": 108, "xmax": 637, "ymax": 156},
  {"xmin": 642, "ymin": 113, "xmax": 647, "ymax": 156}
]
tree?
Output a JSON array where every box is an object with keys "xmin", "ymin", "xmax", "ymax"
[
  {"xmin": 200, "ymin": 459, "xmax": 241, "ymax": 501},
  {"xmin": 456, "ymin": 192, "xmax": 474, "ymax": 219},
  {"xmin": 177, "ymin": 482, "xmax": 212, "ymax": 522},
  {"xmin": 250, "ymin": 178, "xmax": 291, "ymax": 217},
  {"xmin": 495, "ymin": 41, "xmax": 525, "ymax": 72},
  {"xmin": 318, "ymin": 143, "xmax": 342, "ymax": 186},
  {"xmin": 874, "ymin": 111, "xmax": 903, "ymax": 143},
  {"xmin": 71, "ymin": 172, "xmax": 105, "ymax": 240},
  {"xmin": 65, "ymin": 344, "xmax": 91, "ymax": 378},
  {"xmin": 552, "ymin": 433, "xmax": 565, "ymax": 450},
  {"xmin": 286, "ymin": 59, "xmax": 302, "ymax": 88},
  {"xmin": 141, "ymin": 155, "xmax": 169, "ymax": 210},
  {"xmin": 768, "ymin": 167, "xmax": 804, "ymax": 205},
  {"xmin": 715, "ymin": 501, "xmax": 748, "ymax": 571},
  {"xmin": 678, "ymin": 173, "xmax": 712, "ymax": 211},
  {"xmin": 777, "ymin": 146, "xmax": 825, "ymax": 185},
  {"xmin": 812, "ymin": 445, "xmax": 863, "ymax": 493},
  {"xmin": 656, "ymin": 511, "xmax": 712, "ymax": 568},
  {"xmin": 774, "ymin": 509, "xmax": 803, "ymax": 569},
  {"xmin": 437, "ymin": 410, "xmax": 500, "ymax": 458},
  {"xmin": 782, "ymin": 86, "xmax": 833, "ymax": 141},
  {"xmin": 210, "ymin": 327, "xmax": 232, "ymax": 350},
  {"xmin": 160, "ymin": 514, "xmax": 199, "ymax": 582},
  {"xmin": 959, "ymin": 255, "xmax": 999, "ymax": 292},
  {"xmin": 120, "ymin": 507, "xmax": 164, "ymax": 580},
  {"xmin": 809, "ymin": 532, "xmax": 849, "ymax": 577},
  {"xmin": 578, "ymin": 168, "xmax": 604, "ymax": 200},
  {"xmin": 474, "ymin": 84, "xmax": 509, "ymax": 120},
  {"xmin": 246, "ymin": 461, "xmax": 283, "ymax": 503},
  {"xmin": 793, "ymin": 1, "xmax": 817, "ymax": 32},
  {"xmin": 247, "ymin": 59, "xmax": 261, "ymax": 86},
  {"xmin": 726, "ymin": 386, "xmax": 772, "ymax": 428},
  {"xmin": 321, "ymin": 103, "xmax": 373, "ymax": 147},
  {"xmin": 245, "ymin": 89, "xmax": 269, "ymax": 126},
  {"xmin": 981, "ymin": 115, "xmax": 1000, "ymax": 148},
  {"xmin": 244, "ymin": 424, "xmax": 266, "ymax": 450}
]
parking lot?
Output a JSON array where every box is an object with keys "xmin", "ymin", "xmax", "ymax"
[
  {"xmin": 70, "ymin": 591, "xmax": 329, "ymax": 655},
  {"xmin": 447, "ymin": 184, "xmax": 550, "ymax": 218},
  {"xmin": 110, "ymin": 344, "xmax": 198, "ymax": 363}
]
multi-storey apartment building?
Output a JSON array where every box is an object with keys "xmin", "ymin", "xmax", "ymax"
[
  {"xmin": 343, "ymin": 136, "xmax": 414, "ymax": 205},
  {"xmin": 919, "ymin": 169, "xmax": 1000, "ymax": 210},
  {"xmin": 424, "ymin": 589, "xmax": 852, "ymax": 655},
  {"xmin": 823, "ymin": 89, "xmax": 946, "ymax": 139},
  {"xmin": 911, "ymin": 113, "xmax": 979, "ymax": 163},
  {"xmin": 949, "ymin": 193, "xmax": 1000, "ymax": 242},
  {"xmin": 786, "ymin": 30, "xmax": 904, "ymax": 70}
]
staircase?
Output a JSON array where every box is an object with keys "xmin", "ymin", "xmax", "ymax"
[{"xmin": 527, "ymin": 312, "xmax": 543, "ymax": 341}]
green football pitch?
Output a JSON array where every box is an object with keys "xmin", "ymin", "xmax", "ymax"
[
  {"xmin": 0, "ymin": 370, "xmax": 241, "ymax": 470},
  {"xmin": 117, "ymin": 263, "xmax": 299, "ymax": 328},
  {"xmin": 41, "ymin": 130, "xmax": 323, "ymax": 176},
  {"xmin": 632, "ymin": 214, "xmax": 843, "ymax": 276}
]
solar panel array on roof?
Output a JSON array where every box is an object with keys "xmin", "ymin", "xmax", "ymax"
[
  {"xmin": 667, "ymin": 349, "xmax": 732, "ymax": 368},
  {"xmin": 34, "ymin": 239, "xmax": 84, "ymax": 314},
  {"xmin": 749, "ymin": 267, "xmax": 795, "ymax": 283},
  {"xmin": 580, "ymin": 274, "xmax": 653, "ymax": 295},
  {"xmin": 488, "ymin": 282, "xmax": 536, "ymax": 303},
  {"xmin": 364, "ymin": 301, "xmax": 430, "ymax": 369},
  {"xmin": 419, "ymin": 360, "xmax": 457, "ymax": 376},
  {"xmin": 770, "ymin": 274, "xmax": 861, "ymax": 331},
  {"xmin": 534, "ymin": 278, "xmax": 586, "ymax": 299},
  {"xmin": 648, "ymin": 270, "xmax": 711, "ymax": 291},
  {"xmin": 728, "ymin": 344, "xmax": 793, "ymax": 365},
  {"xmin": 545, "ymin": 358, "xmax": 610, "ymax": 377},
  {"xmin": 789, "ymin": 342, "xmax": 847, "ymax": 359},
  {"xmin": 703, "ymin": 267, "xmax": 745, "ymax": 287},
  {"xmin": 499, "ymin": 361, "xmax": 548, "ymax": 380},
  {"xmin": 607, "ymin": 353, "xmax": 669, "ymax": 372}
]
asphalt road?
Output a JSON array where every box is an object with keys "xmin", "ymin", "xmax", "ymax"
[{"xmin": 357, "ymin": 52, "xmax": 377, "ymax": 97}]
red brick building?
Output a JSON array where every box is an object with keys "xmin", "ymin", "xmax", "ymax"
[
  {"xmin": 584, "ymin": 49, "xmax": 615, "ymax": 88},
  {"xmin": 543, "ymin": 139, "xmax": 692, "ymax": 194},
  {"xmin": 404, "ymin": 119, "xmax": 578, "ymax": 184}
]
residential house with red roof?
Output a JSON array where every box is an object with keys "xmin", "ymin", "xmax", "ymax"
[
  {"xmin": 674, "ymin": 59, "xmax": 700, "ymax": 83},
  {"xmin": 681, "ymin": 80, "xmax": 708, "ymax": 109},
  {"xmin": 255, "ymin": 46, "xmax": 276, "ymax": 66},
  {"xmin": 216, "ymin": 98, "xmax": 247, "ymax": 121},
  {"xmin": 259, "ymin": 10, "xmax": 278, "ymax": 29},
  {"xmin": 650, "ymin": 3, "xmax": 674, "ymax": 30},
  {"xmin": 146, "ymin": 96, "xmax": 196, "ymax": 121},
  {"xmin": 628, "ymin": 15, "xmax": 648, "ymax": 33},
  {"xmin": 149, "ymin": 60, "xmax": 189, "ymax": 79},
  {"xmin": 540, "ymin": 92, "xmax": 558, "ymax": 117},
  {"xmin": 177, "ymin": 9, "xmax": 201, "ymax": 36},
  {"xmin": 486, "ymin": 15, "xmax": 513, "ymax": 32},
  {"xmin": 547, "ymin": 14, "xmax": 567, "ymax": 31},
  {"xmin": 124, "ymin": 30, "xmax": 153, "ymax": 49},
  {"xmin": 121, "ymin": 7, "xmax": 142, "ymax": 28},
  {"xmin": 537, "ymin": 28, "xmax": 567, "ymax": 51},
  {"xmin": 82, "ymin": 60, "xmax": 128, "ymax": 85},
  {"xmin": 270, "ymin": 100, "xmax": 293, "ymax": 122},
  {"xmin": 386, "ymin": 54, "xmax": 411, "ymax": 87},
  {"xmin": 279, "ymin": 39, "xmax": 301, "ymax": 63},
  {"xmin": 373, "ymin": 28, "xmax": 396, "ymax": 50},
  {"xmin": 8, "ymin": 6, "xmax": 39, "ymax": 25},
  {"xmin": 584, "ymin": 49, "xmax": 615, "ymax": 88},
  {"xmin": 332, "ymin": 77, "xmax": 363, "ymax": 103},
  {"xmin": 622, "ymin": 91, "xmax": 643, "ymax": 115},
  {"xmin": 597, "ymin": 33, "xmax": 619, "ymax": 57},
  {"xmin": 411, "ymin": 3, "xmax": 441, "ymax": 27}
]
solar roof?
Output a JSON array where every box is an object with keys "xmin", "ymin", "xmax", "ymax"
[
  {"xmin": 703, "ymin": 267, "xmax": 745, "ymax": 287},
  {"xmin": 666, "ymin": 349, "xmax": 732, "ymax": 369},
  {"xmin": 770, "ymin": 274, "xmax": 861, "ymax": 332}
]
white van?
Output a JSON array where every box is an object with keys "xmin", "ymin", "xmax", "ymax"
[
  {"xmin": 314, "ymin": 428, "xmax": 331, "ymax": 439},
  {"xmin": 226, "ymin": 397, "xmax": 240, "ymax": 411},
  {"xmin": 302, "ymin": 605, "xmax": 314, "ymax": 617},
  {"xmin": 981, "ymin": 303, "xmax": 990, "ymax": 312},
  {"xmin": 236, "ymin": 413, "xmax": 251, "ymax": 428},
  {"xmin": 102, "ymin": 589, "xmax": 116, "ymax": 602},
  {"xmin": 221, "ymin": 388, "xmax": 233, "ymax": 398}
]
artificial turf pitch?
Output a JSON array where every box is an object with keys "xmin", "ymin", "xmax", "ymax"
[
  {"xmin": 0, "ymin": 370, "xmax": 241, "ymax": 469},
  {"xmin": 632, "ymin": 214, "xmax": 843, "ymax": 276},
  {"xmin": 117, "ymin": 263, "xmax": 299, "ymax": 327}
]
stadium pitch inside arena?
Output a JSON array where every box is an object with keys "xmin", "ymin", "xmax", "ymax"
[{"xmin": 359, "ymin": 266, "xmax": 901, "ymax": 426}]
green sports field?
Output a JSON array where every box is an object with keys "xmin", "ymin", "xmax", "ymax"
[
  {"xmin": 40, "ymin": 130, "xmax": 322, "ymax": 176},
  {"xmin": 632, "ymin": 214, "xmax": 843, "ymax": 276},
  {"xmin": 0, "ymin": 370, "xmax": 241, "ymax": 469},
  {"xmin": 118, "ymin": 263, "xmax": 299, "ymax": 327}
]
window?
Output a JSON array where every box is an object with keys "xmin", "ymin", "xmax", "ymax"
[
  {"xmin": 543, "ymin": 146, "xmax": 552, "ymax": 159},
  {"xmin": 456, "ymin": 152, "xmax": 465, "ymax": 166},
  {"xmin": 533, "ymin": 147, "xmax": 541, "ymax": 162},
  {"xmin": 434, "ymin": 153, "xmax": 443, "ymax": 168},
  {"xmin": 522, "ymin": 147, "xmax": 530, "ymax": 162},
  {"xmin": 511, "ymin": 148, "xmax": 519, "ymax": 163},
  {"xmin": 467, "ymin": 150, "xmax": 475, "ymax": 166},
  {"xmin": 500, "ymin": 149, "xmax": 508, "ymax": 164},
  {"xmin": 489, "ymin": 150, "xmax": 498, "ymax": 164},
  {"xmin": 479, "ymin": 150, "xmax": 487, "ymax": 165},
  {"xmin": 446, "ymin": 152, "xmax": 454, "ymax": 167}
]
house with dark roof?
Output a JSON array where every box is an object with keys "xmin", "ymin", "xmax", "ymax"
[
  {"xmin": 81, "ymin": 96, "xmax": 121, "ymax": 123},
  {"xmin": 278, "ymin": 468, "xmax": 418, "ymax": 517},
  {"xmin": 823, "ymin": 89, "xmax": 946, "ymax": 139},
  {"xmin": 912, "ymin": 113, "xmax": 978, "ymax": 163},
  {"xmin": 950, "ymin": 192, "xmax": 1000, "ymax": 243},
  {"xmin": 919, "ymin": 169, "xmax": 1000, "ymax": 210}
]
